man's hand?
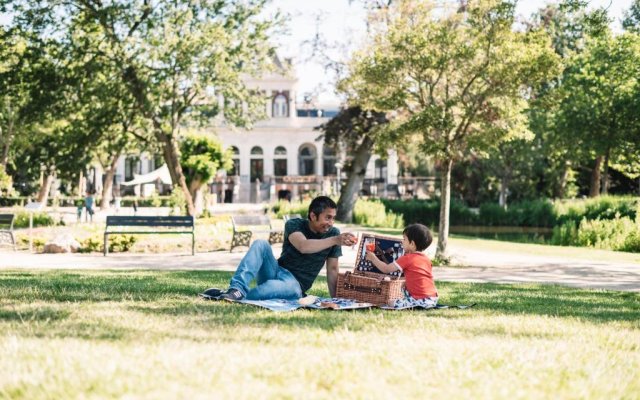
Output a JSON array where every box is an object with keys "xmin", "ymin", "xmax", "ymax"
[{"xmin": 336, "ymin": 232, "xmax": 357, "ymax": 246}]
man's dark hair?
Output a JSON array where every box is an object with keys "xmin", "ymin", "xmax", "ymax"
[
  {"xmin": 403, "ymin": 224, "xmax": 433, "ymax": 251},
  {"xmin": 308, "ymin": 196, "xmax": 337, "ymax": 219}
]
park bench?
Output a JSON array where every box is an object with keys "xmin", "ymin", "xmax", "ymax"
[
  {"xmin": 230, "ymin": 215, "xmax": 283, "ymax": 252},
  {"xmin": 104, "ymin": 215, "xmax": 195, "ymax": 256},
  {"xmin": 0, "ymin": 214, "xmax": 16, "ymax": 251}
]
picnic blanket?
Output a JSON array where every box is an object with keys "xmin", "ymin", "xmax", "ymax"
[{"xmin": 199, "ymin": 293, "xmax": 475, "ymax": 312}]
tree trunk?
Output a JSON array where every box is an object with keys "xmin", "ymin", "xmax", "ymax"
[
  {"xmin": 589, "ymin": 155, "xmax": 603, "ymax": 198},
  {"xmin": 499, "ymin": 174, "xmax": 510, "ymax": 209},
  {"xmin": 37, "ymin": 173, "xmax": 55, "ymax": 205},
  {"xmin": 336, "ymin": 136, "xmax": 374, "ymax": 223},
  {"xmin": 601, "ymin": 148, "xmax": 610, "ymax": 195},
  {"xmin": 436, "ymin": 158, "xmax": 453, "ymax": 259},
  {"xmin": 554, "ymin": 161, "xmax": 571, "ymax": 199},
  {"xmin": 100, "ymin": 151, "xmax": 121, "ymax": 209},
  {"xmin": 0, "ymin": 119, "xmax": 13, "ymax": 168},
  {"xmin": 160, "ymin": 137, "xmax": 195, "ymax": 216}
]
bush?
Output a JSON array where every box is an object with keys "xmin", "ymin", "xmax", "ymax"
[
  {"xmin": 270, "ymin": 200, "xmax": 310, "ymax": 219},
  {"xmin": 354, "ymin": 199, "xmax": 403, "ymax": 229},
  {"xmin": 479, "ymin": 200, "xmax": 556, "ymax": 227},
  {"xmin": 555, "ymin": 196, "xmax": 639, "ymax": 225},
  {"xmin": 381, "ymin": 198, "xmax": 478, "ymax": 227},
  {"xmin": 550, "ymin": 221, "xmax": 579, "ymax": 246},
  {"xmin": 13, "ymin": 211, "xmax": 56, "ymax": 228}
]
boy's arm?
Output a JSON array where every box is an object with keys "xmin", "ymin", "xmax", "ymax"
[{"xmin": 365, "ymin": 251, "xmax": 400, "ymax": 274}]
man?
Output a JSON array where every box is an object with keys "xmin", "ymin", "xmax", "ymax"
[{"xmin": 202, "ymin": 196, "xmax": 357, "ymax": 300}]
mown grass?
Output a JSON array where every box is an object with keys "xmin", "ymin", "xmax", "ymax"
[{"xmin": 1, "ymin": 269, "xmax": 639, "ymax": 399}]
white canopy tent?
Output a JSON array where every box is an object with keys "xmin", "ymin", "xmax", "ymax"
[{"xmin": 120, "ymin": 164, "xmax": 173, "ymax": 186}]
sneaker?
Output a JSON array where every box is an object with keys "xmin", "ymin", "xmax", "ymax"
[
  {"xmin": 219, "ymin": 288, "xmax": 244, "ymax": 301},
  {"xmin": 201, "ymin": 288, "xmax": 223, "ymax": 298}
]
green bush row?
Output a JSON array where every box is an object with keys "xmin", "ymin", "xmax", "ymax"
[
  {"xmin": 381, "ymin": 197, "xmax": 639, "ymax": 229},
  {"xmin": 13, "ymin": 211, "xmax": 57, "ymax": 228},
  {"xmin": 551, "ymin": 217, "xmax": 640, "ymax": 252}
]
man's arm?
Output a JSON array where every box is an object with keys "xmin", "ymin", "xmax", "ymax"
[
  {"xmin": 288, "ymin": 231, "xmax": 356, "ymax": 254},
  {"xmin": 326, "ymin": 257, "xmax": 339, "ymax": 298}
]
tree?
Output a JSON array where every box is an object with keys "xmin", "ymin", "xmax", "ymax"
[
  {"xmin": 556, "ymin": 33, "xmax": 640, "ymax": 196},
  {"xmin": 341, "ymin": 0, "xmax": 559, "ymax": 257},
  {"xmin": 179, "ymin": 133, "xmax": 231, "ymax": 213},
  {"xmin": 4, "ymin": 0, "xmax": 279, "ymax": 215},
  {"xmin": 316, "ymin": 106, "xmax": 389, "ymax": 222}
]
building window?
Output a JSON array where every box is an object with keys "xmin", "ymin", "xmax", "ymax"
[
  {"xmin": 272, "ymin": 94, "xmax": 288, "ymax": 118},
  {"xmin": 323, "ymin": 146, "xmax": 337, "ymax": 176},
  {"xmin": 124, "ymin": 157, "xmax": 141, "ymax": 181},
  {"xmin": 375, "ymin": 158, "xmax": 387, "ymax": 182},
  {"xmin": 250, "ymin": 146, "xmax": 263, "ymax": 182},
  {"xmin": 299, "ymin": 144, "xmax": 316, "ymax": 176},
  {"xmin": 274, "ymin": 146, "xmax": 287, "ymax": 176},
  {"xmin": 229, "ymin": 146, "xmax": 240, "ymax": 176}
]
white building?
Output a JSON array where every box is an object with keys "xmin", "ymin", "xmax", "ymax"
[
  {"xmin": 92, "ymin": 57, "xmax": 399, "ymax": 204},
  {"xmin": 212, "ymin": 57, "xmax": 399, "ymax": 203}
]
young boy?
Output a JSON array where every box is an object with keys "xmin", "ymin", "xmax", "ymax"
[{"xmin": 365, "ymin": 223, "xmax": 438, "ymax": 308}]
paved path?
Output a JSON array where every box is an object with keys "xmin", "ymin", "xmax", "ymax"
[{"xmin": 1, "ymin": 242, "xmax": 639, "ymax": 292}]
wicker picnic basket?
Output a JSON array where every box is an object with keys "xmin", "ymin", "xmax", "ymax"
[
  {"xmin": 336, "ymin": 270, "xmax": 405, "ymax": 306},
  {"xmin": 336, "ymin": 233, "xmax": 406, "ymax": 306}
]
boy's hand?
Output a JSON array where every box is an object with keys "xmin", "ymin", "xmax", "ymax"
[{"xmin": 365, "ymin": 250, "xmax": 377, "ymax": 262}]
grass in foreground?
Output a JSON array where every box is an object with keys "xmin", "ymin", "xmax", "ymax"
[{"xmin": 1, "ymin": 270, "xmax": 639, "ymax": 399}]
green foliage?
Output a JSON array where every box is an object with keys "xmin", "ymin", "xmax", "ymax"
[
  {"xmin": 551, "ymin": 214, "xmax": 640, "ymax": 252},
  {"xmin": 381, "ymin": 199, "xmax": 478, "ymax": 227},
  {"xmin": 479, "ymin": 200, "xmax": 557, "ymax": 227},
  {"xmin": 353, "ymin": 199, "xmax": 403, "ymax": 229},
  {"xmin": 168, "ymin": 189, "xmax": 187, "ymax": 216},
  {"xmin": 179, "ymin": 133, "xmax": 232, "ymax": 190},
  {"xmin": 107, "ymin": 235, "xmax": 137, "ymax": 253},
  {"xmin": 13, "ymin": 211, "xmax": 56, "ymax": 228},
  {"xmin": 0, "ymin": 165, "xmax": 14, "ymax": 196},
  {"xmin": 79, "ymin": 236, "xmax": 103, "ymax": 253},
  {"xmin": 270, "ymin": 200, "xmax": 310, "ymax": 219},
  {"xmin": 555, "ymin": 196, "xmax": 639, "ymax": 225}
]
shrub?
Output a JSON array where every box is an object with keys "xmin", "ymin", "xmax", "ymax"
[
  {"xmin": 354, "ymin": 199, "xmax": 403, "ymax": 229},
  {"xmin": 555, "ymin": 196, "xmax": 639, "ymax": 225},
  {"xmin": 270, "ymin": 200, "xmax": 310, "ymax": 219},
  {"xmin": 479, "ymin": 200, "xmax": 556, "ymax": 227},
  {"xmin": 550, "ymin": 221, "xmax": 579, "ymax": 246},
  {"xmin": 13, "ymin": 211, "xmax": 56, "ymax": 228},
  {"xmin": 381, "ymin": 198, "xmax": 477, "ymax": 227}
]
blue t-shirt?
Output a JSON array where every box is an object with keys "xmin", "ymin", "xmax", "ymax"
[{"xmin": 278, "ymin": 218, "xmax": 342, "ymax": 294}]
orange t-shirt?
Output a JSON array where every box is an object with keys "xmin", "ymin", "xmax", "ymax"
[{"xmin": 394, "ymin": 252, "xmax": 437, "ymax": 299}]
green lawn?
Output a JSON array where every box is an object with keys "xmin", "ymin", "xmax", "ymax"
[{"xmin": 1, "ymin": 270, "xmax": 638, "ymax": 399}]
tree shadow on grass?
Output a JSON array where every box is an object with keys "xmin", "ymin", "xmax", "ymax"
[{"xmin": 1, "ymin": 270, "xmax": 638, "ymax": 331}]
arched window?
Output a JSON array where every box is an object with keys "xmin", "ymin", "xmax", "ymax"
[
  {"xmin": 272, "ymin": 94, "xmax": 289, "ymax": 118},
  {"xmin": 323, "ymin": 146, "xmax": 338, "ymax": 176},
  {"xmin": 229, "ymin": 146, "xmax": 240, "ymax": 176},
  {"xmin": 250, "ymin": 146, "xmax": 263, "ymax": 182},
  {"xmin": 298, "ymin": 144, "xmax": 316, "ymax": 176},
  {"xmin": 274, "ymin": 146, "xmax": 287, "ymax": 176}
]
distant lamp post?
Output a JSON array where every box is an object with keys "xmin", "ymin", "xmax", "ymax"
[{"xmin": 335, "ymin": 162, "xmax": 343, "ymax": 196}]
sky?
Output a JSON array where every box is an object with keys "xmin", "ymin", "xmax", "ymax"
[{"xmin": 267, "ymin": 0, "xmax": 634, "ymax": 104}]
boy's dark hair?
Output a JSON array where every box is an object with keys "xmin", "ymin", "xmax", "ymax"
[
  {"xmin": 403, "ymin": 223, "xmax": 433, "ymax": 251},
  {"xmin": 308, "ymin": 196, "xmax": 337, "ymax": 219}
]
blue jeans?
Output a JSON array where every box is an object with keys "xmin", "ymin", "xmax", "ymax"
[{"xmin": 229, "ymin": 240, "xmax": 302, "ymax": 300}]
